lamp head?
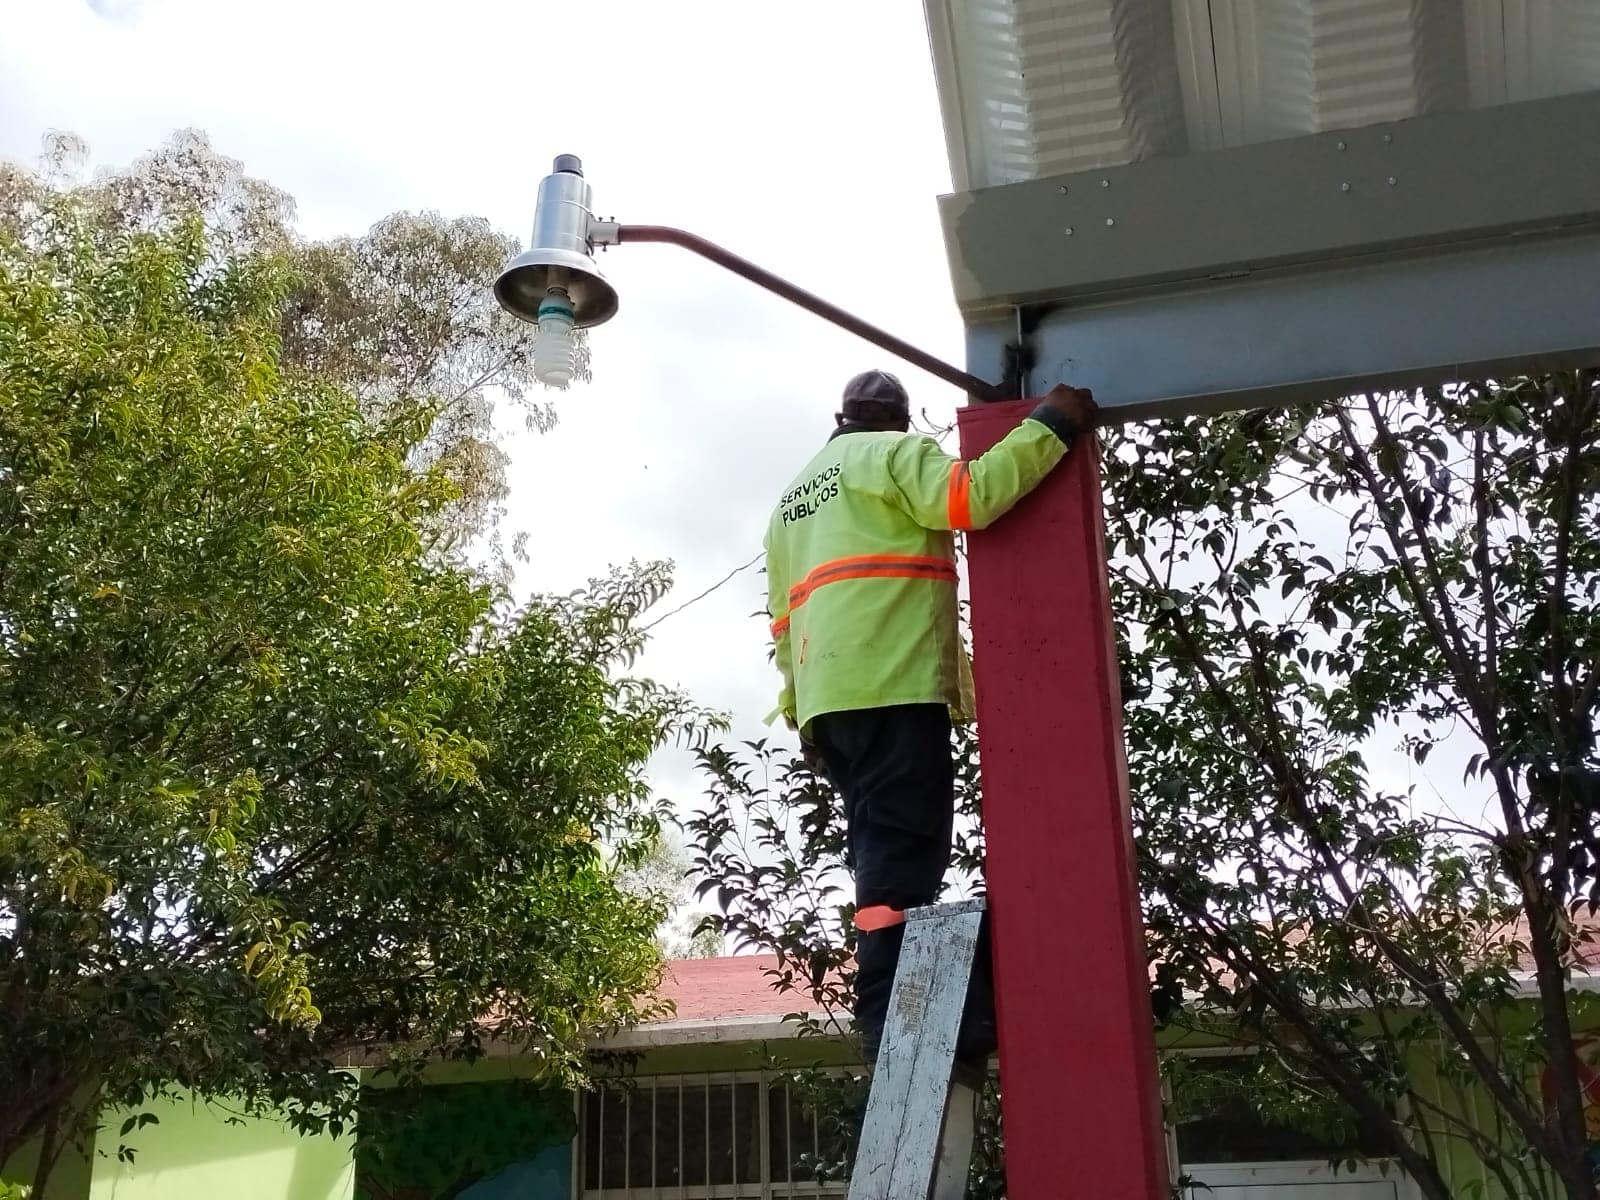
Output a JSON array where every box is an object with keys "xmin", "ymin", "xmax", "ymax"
[{"xmin": 494, "ymin": 155, "xmax": 619, "ymax": 328}]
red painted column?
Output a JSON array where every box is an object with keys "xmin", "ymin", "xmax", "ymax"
[{"xmin": 958, "ymin": 399, "xmax": 1169, "ymax": 1200}]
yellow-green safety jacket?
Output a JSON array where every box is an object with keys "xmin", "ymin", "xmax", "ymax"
[{"xmin": 764, "ymin": 404, "xmax": 1075, "ymax": 734}]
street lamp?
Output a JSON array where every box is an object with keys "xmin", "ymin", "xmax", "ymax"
[{"xmin": 494, "ymin": 156, "xmax": 1007, "ymax": 401}]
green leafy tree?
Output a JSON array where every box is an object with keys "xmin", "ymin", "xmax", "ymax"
[
  {"xmin": 617, "ymin": 828, "xmax": 723, "ymax": 958},
  {"xmin": 1113, "ymin": 376, "xmax": 1599, "ymax": 1200},
  {"xmin": 689, "ymin": 374, "xmax": 1599, "ymax": 1199},
  {"xmin": 5, "ymin": 128, "xmax": 584, "ymax": 563},
  {"xmin": 0, "ymin": 181, "xmax": 704, "ymax": 1194}
]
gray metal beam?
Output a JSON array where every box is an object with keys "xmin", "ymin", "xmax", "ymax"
[
  {"xmin": 1024, "ymin": 230, "xmax": 1600, "ymax": 421},
  {"xmin": 939, "ymin": 90, "xmax": 1600, "ymax": 313},
  {"xmin": 962, "ymin": 315, "xmax": 1017, "ymax": 399}
]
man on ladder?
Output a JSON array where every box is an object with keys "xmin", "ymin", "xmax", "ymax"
[{"xmin": 763, "ymin": 370, "xmax": 1097, "ymax": 1074}]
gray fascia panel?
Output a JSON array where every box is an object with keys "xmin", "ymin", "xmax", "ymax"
[{"xmin": 939, "ymin": 91, "xmax": 1600, "ymax": 312}]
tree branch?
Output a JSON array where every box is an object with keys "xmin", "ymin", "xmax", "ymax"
[
  {"xmin": 1471, "ymin": 427, "xmax": 1501, "ymax": 740},
  {"xmin": 1546, "ymin": 373, "xmax": 1593, "ymax": 751},
  {"xmin": 1130, "ymin": 539, "xmax": 1564, "ymax": 1168},
  {"xmin": 1358, "ymin": 395, "xmax": 1483, "ymax": 702},
  {"xmin": 1164, "ymin": 897, "xmax": 1456, "ymax": 1200},
  {"xmin": 1333, "ymin": 406, "xmax": 1481, "ymax": 726}
]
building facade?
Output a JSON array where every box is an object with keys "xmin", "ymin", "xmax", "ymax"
[{"xmin": 13, "ymin": 954, "xmax": 1484, "ymax": 1200}]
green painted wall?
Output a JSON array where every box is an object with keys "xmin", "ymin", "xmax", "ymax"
[
  {"xmin": 9, "ymin": 997, "xmax": 1586, "ymax": 1200},
  {"xmin": 1, "ymin": 1137, "xmax": 95, "ymax": 1200},
  {"xmin": 86, "ymin": 1094, "xmax": 353, "ymax": 1200}
]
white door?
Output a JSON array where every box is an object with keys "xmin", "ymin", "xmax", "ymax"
[{"xmin": 1184, "ymin": 1161, "xmax": 1406, "ymax": 1199}]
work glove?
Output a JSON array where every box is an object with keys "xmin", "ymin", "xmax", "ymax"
[{"xmin": 1037, "ymin": 383, "xmax": 1099, "ymax": 434}]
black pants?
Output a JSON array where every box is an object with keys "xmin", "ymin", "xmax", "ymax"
[{"xmin": 810, "ymin": 703, "xmax": 995, "ymax": 1065}]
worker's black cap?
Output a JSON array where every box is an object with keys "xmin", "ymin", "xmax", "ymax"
[{"xmin": 841, "ymin": 370, "xmax": 910, "ymax": 413}]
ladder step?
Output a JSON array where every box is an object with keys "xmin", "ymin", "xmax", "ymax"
[{"xmin": 848, "ymin": 899, "xmax": 985, "ymax": 1200}]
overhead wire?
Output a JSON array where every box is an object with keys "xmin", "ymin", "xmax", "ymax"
[
  {"xmin": 640, "ymin": 551, "xmax": 764, "ymax": 632},
  {"xmin": 641, "ymin": 408, "xmax": 954, "ymax": 635}
]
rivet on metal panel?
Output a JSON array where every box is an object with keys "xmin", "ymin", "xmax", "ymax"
[
  {"xmin": 1383, "ymin": 133, "xmax": 1394, "ymax": 144},
  {"xmin": 1058, "ymin": 185, "xmax": 1069, "ymax": 195},
  {"xmin": 1340, "ymin": 182, "xmax": 1352, "ymax": 193},
  {"xmin": 1337, "ymin": 140, "xmax": 1348, "ymax": 151},
  {"xmin": 1100, "ymin": 179, "xmax": 1109, "ymax": 188},
  {"xmin": 1063, "ymin": 227, "xmax": 1074, "ymax": 236},
  {"xmin": 1105, "ymin": 218, "xmax": 1115, "ymax": 227},
  {"xmin": 1387, "ymin": 176, "xmax": 1398, "ymax": 187}
]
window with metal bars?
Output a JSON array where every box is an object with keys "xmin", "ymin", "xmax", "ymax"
[{"xmin": 579, "ymin": 1071, "xmax": 849, "ymax": 1198}]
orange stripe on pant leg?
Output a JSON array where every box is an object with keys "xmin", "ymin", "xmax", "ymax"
[{"xmin": 855, "ymin": 905, "xmax": 906, "ymax": 932}]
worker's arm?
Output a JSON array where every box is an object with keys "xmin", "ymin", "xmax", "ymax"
[
  {"xmin": 881, "ymin": 387, "xmax": 1095, "ymax": 531},
  {"xmin": 764, "ymin": 536, "xmax": 798, "ymax": 729}
]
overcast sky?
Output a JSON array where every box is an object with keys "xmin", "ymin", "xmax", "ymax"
[
  {"xmin": 1, "ymin": 0, "xmax": 1484, "ymax": 893},
  {"xmin": 2, "ymin": 0, "xmax": 971, "ymax": 824}
]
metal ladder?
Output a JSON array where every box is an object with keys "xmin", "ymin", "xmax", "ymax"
[{"xmin": 846, "ymin": 898, "xmax": 986, "ymax": 1200}]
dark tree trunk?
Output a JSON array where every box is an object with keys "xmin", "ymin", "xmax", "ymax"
[{"xmin": 29, "ymin": 1111, "xmax": 60, "ymax": 1200}]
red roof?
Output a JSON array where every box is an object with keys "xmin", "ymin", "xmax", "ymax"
[
  {"xmin": 650, "ymin": 915, "xmax": 1600, "ymax": 1028},
  {"xmin": 656, "ymin": 955, "xmax": 806, "ymax": 1021}
]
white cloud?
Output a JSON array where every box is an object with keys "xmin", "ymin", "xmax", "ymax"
[{"xmin": 83, "ymin": 0, "xmax": 148, "ymax": 22}]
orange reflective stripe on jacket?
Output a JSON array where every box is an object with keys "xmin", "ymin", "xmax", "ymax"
[
  {"xmin": 854, "ymin": 905, "xmax": 906, "ymax": 933},
  {"xmin": 947, "ymin": 461, "xmax": 973, "ymax": 530},
  {"xmin": 787, "ymin": 554, "xmax": 957, "ymax": 612}
]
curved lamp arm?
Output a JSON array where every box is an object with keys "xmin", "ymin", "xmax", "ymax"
[{"xmin": 610, "ymin": 224, "xmax": 1009, "ymax": 404}]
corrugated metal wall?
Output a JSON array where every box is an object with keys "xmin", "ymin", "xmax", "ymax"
[{"xmin": 927, "ymin": 0, "xmax": 1600, "ymax": 188}]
